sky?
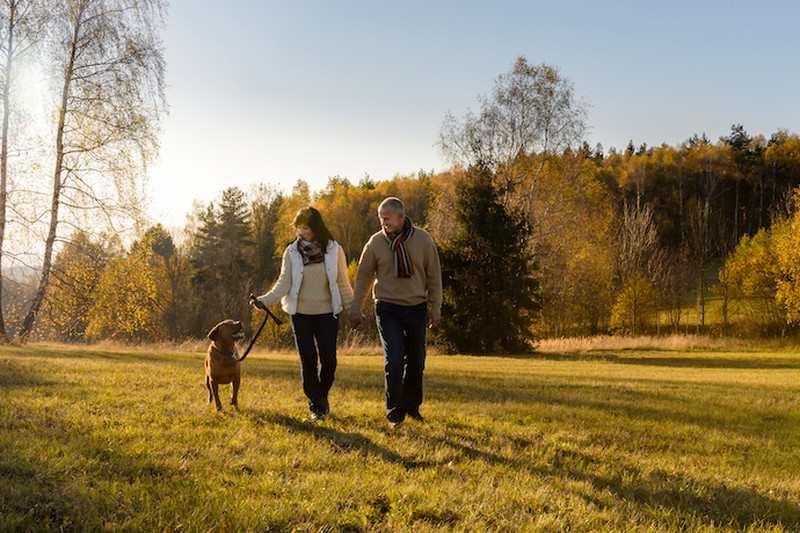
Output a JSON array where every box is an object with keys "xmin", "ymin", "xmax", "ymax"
[{"xmin": 147, "ymin": 0, "xmax": 800, "ymax": 228}]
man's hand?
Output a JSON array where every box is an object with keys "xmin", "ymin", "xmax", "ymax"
[
  {"xmin": 428, "ymin": 311, "xmax": 441, "ymax": 329},
  {"xmin": 349, "ymin": 311, "xmax": 365, "ymax": 329}
]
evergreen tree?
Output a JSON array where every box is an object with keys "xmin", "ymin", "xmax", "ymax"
[
  {"xmin": 249, "ymin": 186, "xmax": 283, "ymax": 291},
  {"xmin": 436, "ymin": 166, "xmax": 540, "ymax": 354},
  {"xmin": 189, "ymin": 187, "xmax": 253, "ymax": 333}
]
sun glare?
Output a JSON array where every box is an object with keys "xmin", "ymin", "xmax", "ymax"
[{"xmin": 12, "ymin": 56, "xmax": 52, "ymax": 129}]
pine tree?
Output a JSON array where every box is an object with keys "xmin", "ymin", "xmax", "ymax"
[
  {"xmin": 189, "ymin": 187, "xmax": 254, "ymax": 333},
  {"xmin": 436, "ymin": 166, "xmax": 540, "ymax": 354}
]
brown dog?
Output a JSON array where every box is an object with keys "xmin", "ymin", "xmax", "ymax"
[{"xmin": 205, "ymin": 319, "xmax": 245, "ymax": 411}]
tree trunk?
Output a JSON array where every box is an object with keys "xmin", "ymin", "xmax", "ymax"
[
  {"xmin": 0, "ymin": 2, "xmax": 16, "ymax": 344},
  {"xmin": 16, "ymin": 18, "xmax": 78, "ymax": 342},
  {"xmin": 733, "ymin": 177, "xmax": 739, "ymax": 245}
]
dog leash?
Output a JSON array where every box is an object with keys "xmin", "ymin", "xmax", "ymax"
[{"xmin": 239, "ymin": 296, "xmax": 283, "ymax": 362}]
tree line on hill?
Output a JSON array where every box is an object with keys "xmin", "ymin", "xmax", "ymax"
[
  {"xmin": 3, "ymin": 43, "xmax": 800, "ymax": 352},
  {"xmin": 10, "ymin": 121, "xmax": 800, "ymax": 352}
]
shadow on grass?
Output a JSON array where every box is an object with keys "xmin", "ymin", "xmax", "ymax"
[
  {"xmin": 426, "ymin": 371, "xmax": 799, "ymax": 444},
  {"xmin": 249, "ymin": 410, "xmax": 445, "ymax": 470},
  {"xmin": 572, "ymin": 454, "xmax": 800, "ymax": 529},
  {"xmin": 0, "ymin": 359, "xmax": 55, "ymax": 388},
  {"xmin": 423, "ymin": 420, "xmax": 800, "ymax": 529},
  {"xmin": 0, "ymin": 416, "xmax": 192, "ymax": 530}
]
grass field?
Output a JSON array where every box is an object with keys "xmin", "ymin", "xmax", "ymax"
[{"xmin": 1, "ymin": 339, "xmax": 799, "ymax": 532}]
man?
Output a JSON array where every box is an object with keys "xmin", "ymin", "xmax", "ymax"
[{"xmin": 350, "ymin": 197, "xmax": 442, "ymax": 428}]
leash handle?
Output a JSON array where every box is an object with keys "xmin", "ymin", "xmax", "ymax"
[{"xmin": 239, "ymin": 296, "xmax": 283, "ymax": 361}]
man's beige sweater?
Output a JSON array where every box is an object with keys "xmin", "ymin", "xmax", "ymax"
[{"xmin": 352, "ymin": 227, "xmax": 443, "ymax": 315}]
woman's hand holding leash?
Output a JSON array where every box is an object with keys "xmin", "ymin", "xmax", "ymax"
[{"xmin": 240, "ymin": 294, "xmax": 283, "ymax": 361}]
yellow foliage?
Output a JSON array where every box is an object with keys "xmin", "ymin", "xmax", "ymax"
[
  {"xmin": 775, "ymin": 190, "xmax": 800, "ymax": 324},
  {"xmin": 610, "ymin": 272, "xmax": 657, "ymax": 335},
  {"xmin": 86, "ymin": 246, "xmax": 168, "ymax": 342}
]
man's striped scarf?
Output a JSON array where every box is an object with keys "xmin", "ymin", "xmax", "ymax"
[{"xmin": 383, "ymin": 217, "xmax": 415, "ymax": 278}]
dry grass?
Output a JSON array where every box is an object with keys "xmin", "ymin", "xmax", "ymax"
[{"xmin": 537, "ymin": 334, "xmax": 798, "ymax": 354}]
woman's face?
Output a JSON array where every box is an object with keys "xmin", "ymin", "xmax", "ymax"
[{"xmin": 296, "ymin": 225, "xmax": 314, "ymax": 241}]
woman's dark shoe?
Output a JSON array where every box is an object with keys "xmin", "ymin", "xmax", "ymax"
[{"xmin": 407, "ymin": 411, "xmax": 425, "ymax": 423}]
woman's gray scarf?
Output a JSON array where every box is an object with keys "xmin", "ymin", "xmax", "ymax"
[{"xmin": 297, "ymin": 238, "xmax": 324, "ymax": 265}]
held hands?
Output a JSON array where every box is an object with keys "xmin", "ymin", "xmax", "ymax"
[{"xmin": 349, "ymin": 311, "xmax": 365, "ymax": 329}]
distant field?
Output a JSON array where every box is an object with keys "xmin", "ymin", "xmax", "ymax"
[{"xmin": 1, "ymin": 340, "xmax": 799, "ymax": 531}]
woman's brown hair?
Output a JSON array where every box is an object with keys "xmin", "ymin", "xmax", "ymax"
[{"xmin": 293, "ymin": 207, "xmax": 335, "ymax": 250}]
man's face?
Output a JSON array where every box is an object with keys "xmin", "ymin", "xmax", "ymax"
[{"xmin": 378, "ymin": 208, "xmax": 405, "ymax": 234}]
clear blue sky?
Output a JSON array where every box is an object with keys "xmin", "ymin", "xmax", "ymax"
[{"xmin": 148, "ymin": 0, "xmax": 800, "ymax": 227}]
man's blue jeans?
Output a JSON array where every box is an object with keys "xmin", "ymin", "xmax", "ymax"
[
  {"xmin": 375, "ymin": 301, "xmax": 427, "ymax": 422},
  {"xmin": 290, "ymin": 312, "xmax": 339, "ymax": 413}
]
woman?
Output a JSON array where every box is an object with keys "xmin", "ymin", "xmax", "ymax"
[{"xmin": 253, "ymin": 207, "xmax": 353, "ymax": 420}]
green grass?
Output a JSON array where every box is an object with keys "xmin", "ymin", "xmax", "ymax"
[{"xmin": 2, "ymin": 341, "xmax": 800, "ymax": 532}]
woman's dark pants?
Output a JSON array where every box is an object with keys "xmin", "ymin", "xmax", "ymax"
[
  {"xmin": 290, "ymin": 312, "xmax": 339, "ymax": 414},
  {"xmin": 375, "ymin": 301, "xmax": 427, "ymax": 423}
]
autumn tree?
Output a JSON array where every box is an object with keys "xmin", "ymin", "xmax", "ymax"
[
  {"xmin": 713, "ymin": 186, "xmax": 800, "ymax": 335},
  {"xmin": 438, "ymin": 55, "xmax": 586, "ymax": 216},
  {"xmin": 86, "ymin": 231, "xmax": 169, "ymax": 342},
  {"xmin": 427, "ymin": 168, "xmax": 465, "ymax": 244},
  {"xmin": 39, "ymin": 231, "xmax": 114, "ymax": 341},
  {"xmin": 528, "ymin": 151, "xmax": 615, "ymax": 336},
  {"xmin": 610, "ymin": 272, "xmax": 658, "ymax": 334},
  {"xmin": 249, "ymin": 184, "xmax": 283, "ymax": 293},
  {"xmin": 717, "ymin": 228, "xmax": 783, "ymax": 334},
  {"xmin": 724, "ymin": 125, "xmax": 765, "ymax": 242},
  {"xmin": 764, "ymin": 131, "xmax": 800, "ymax": 223},
  {"xmin": 137, "ymin": 224, "xmax": 195, "ymax": 339},
  {"xmin": 17, "ymin": 0, "xmax": 166, "ymax": 341},
  {"xmin": 681, "ymin": 139, "xmax": 732, "ymax": 327},
  {"xmin": 775, "ymin": 190, "xmax": 800, "ymax": 325},
  {"xmin": 312, "ymin": 177, "xmax": 377, "ymax": 261},
  {"xmin": 612, "ymin": 201, "xmax": 666, "ymax": 334}
]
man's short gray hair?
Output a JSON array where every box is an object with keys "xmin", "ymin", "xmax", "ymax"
[{"xmin": 378, "ymin": 197, "xmax": 405, "ymax": 214}]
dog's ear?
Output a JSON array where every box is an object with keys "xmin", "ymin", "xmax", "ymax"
[{"xmin": 207, "ymin": 324, "xmax": 219, "ymax": 341}]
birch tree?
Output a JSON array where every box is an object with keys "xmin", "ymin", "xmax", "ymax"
[
  {"xmin": 0, "ymin": 0, "xmax": 45, "ymax": 343},
  {"xmin": 613, "ymin": 200, "xmax": 666, "ymax": 334},
  {"xmin": 438, "ymin": 56, "xmax": 586, "ymax": 215},
  {"xmin": 16, "ymin": 0, "xmax": 166, "ymax": 341}
]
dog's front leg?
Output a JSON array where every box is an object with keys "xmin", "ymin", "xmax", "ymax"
[
  {"xmin": 205, "ymin": 375, "xmax": 213, "ymax": 404},
  {"xmin": 211, "ymin": 381, "xmax": 223, "ymax": 411},
  {"xmin": 231, "ymin": 375, "xmax": 240, "ymax": 410}
]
